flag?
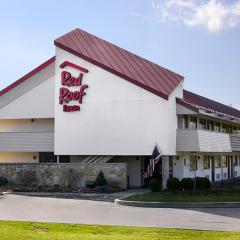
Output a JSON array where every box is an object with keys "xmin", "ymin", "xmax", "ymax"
[{"xmin": 143, "ymin": 145, "xmax": 162, "ymax": 179}]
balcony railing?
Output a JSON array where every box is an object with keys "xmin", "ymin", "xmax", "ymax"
[
  {"xmin": 176, "ymin": 129, "xmax": 232, "ymax": 152},
  {"xmin": 230, "ymin": 134, "xmax": 240, "ymax": 151},
  {"xmin": 0, "ymin": 132, "xmax": 54, "ymax": 152}
]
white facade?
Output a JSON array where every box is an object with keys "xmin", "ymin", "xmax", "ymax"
[
  {"xmin": 0, "ymin": 62, "xmax": 55, "ymax": 119},
  {"xmin": 54, "ymin": 47, "xmax": 183, "ymax": 156}
]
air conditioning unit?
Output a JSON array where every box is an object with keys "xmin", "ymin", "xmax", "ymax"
[
  {"xmin": 216, "ymin": 173, "xmax": 221, "ymax": 180},
  {"xmin": 233, "ymin": 130, "xmax": 240, "ymax": 135}
]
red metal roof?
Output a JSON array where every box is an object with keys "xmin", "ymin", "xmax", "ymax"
[
  {"xmin": 54, "ymin": 28, "xmax": 184, "ymax": 100},
  {"xmin": 181, "ymin": 90, "xmax": 240, "ymax": 119},
  {"xmin": 0, "ymin": 57, "xmax": 55, "ymax": 97}
]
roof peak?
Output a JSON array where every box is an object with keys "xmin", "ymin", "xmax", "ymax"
[{"xmin": 55, "ymin": 28, "xmax": 184, "ymax": 100}]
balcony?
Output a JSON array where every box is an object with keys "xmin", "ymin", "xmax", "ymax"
[
  {"xmin": 0, "ymin": 132, "xmax": 54, "ymax": 152},
  {"xmin": 176, "ymin": 129, "xmax": 232, "ymax": 153},
  {"xmin": 230, "ymin": 134, "xmax": 240, "ymax": 151}
]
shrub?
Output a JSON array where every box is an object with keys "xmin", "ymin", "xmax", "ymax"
[
  {"xmin": 95, "ymin": 171, "xmax": 107, "ymax": 186},
  {"xmin": 148, "ymin": 178, "xmax": 162, "ymax": 192},
  {"xmin": 181, "ymin": 178, "xmax": 194, "ymax": 190},
  {"xmin": 167, "ymin": 177, "xmax": 180, "ymax": 191},
  {"xmin": 53, "ymin": 184, "xmax": 60, "ymax": 192},
  {"xmin": 195, "ymin": 177, "xmax": 211, "ymax": 190},
  {"xmin": 0, "ymin": 175, "xmax": 8, "ymax": 186}
]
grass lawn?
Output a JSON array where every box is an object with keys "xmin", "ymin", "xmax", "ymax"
[
  {"xmin": 0, "ymin": 221, "xmax": 240, "ymax": 240},
  {"xmin": 125, "ymin": 190, "xmax": 240, "ymax": 203}
]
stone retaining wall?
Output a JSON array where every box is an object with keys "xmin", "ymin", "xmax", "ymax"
[{"xmin": 0, "ymin": 163, "xmax": 127, "ymax": 189}]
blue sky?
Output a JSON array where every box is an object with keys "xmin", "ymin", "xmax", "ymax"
[{"xmin": 0, "ymin": 0, "xmax": 239, "ymax": 109}]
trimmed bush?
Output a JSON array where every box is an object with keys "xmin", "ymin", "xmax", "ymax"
[
  {"xmin": 181, "ymin": 178, "xmax": 194, "ymax": 190},
  {"xmin": 95, "ymin": 171, "xmax": 107, "ymax": 186},
  {"xmin": 195, "ymin": 177, "xmax": 211, "ymax": 190},
  {"xmin": 148, "ymin": 178, "xmax": 162, "ymax": 192},
  {"xmin": 0, "ymin": 175, "xmax": 8, "ymax": 186},
  {"xmin": 167, "ymin": 177, "xmax": 180, "ymax": 191}
]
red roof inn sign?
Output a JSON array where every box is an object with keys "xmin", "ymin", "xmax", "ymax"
[{"xmin": 59, "ymin": 61, "xmax": 89, "ymax": 112}]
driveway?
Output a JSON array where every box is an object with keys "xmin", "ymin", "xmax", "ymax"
[{"xmin": 1, "ymin": 193, "xmax": 240, "ymax": 231}]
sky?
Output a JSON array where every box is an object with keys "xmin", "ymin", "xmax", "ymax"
[{"xmin": 0, "ymin": 0, "xmax": 239, "ymax": 109}]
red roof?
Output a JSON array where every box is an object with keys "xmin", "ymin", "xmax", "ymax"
[
  {"xmin": 180, "ymin": 90, "xmax": 240, "ymax": 119},
  {"xmin": 54, "ymin": 28, "xmax": 184, "ymax": 100},
  {"xmin": 0, "ymin": 57, "xmax": 55, "ymax": 97}
]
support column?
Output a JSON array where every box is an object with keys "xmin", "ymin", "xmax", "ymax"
[
  {"xmin": 162, "ymin": 155, "xmax": 169, "ymax": 189},
  {"xmin": 57, "ymin": 155, "xmax": 60, "ymax": 163}
]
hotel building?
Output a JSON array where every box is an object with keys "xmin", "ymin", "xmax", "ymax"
[{"xmin": 0, "ymin": 28, "xmax": 239, "ymax": 188}]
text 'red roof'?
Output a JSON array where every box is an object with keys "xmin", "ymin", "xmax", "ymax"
[{"xmin": 54, "ymin": 28, "xmax": 184, "ymax": 100}]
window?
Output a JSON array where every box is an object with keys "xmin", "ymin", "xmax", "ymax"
[
  {"xmin": 203, "ymin": 156, "xmax": 210, "ymax": 169},
  {"xmin": 226, "ymin": 125, "xmax": 233, "ymax": 134},
  {"xmin": 199, "ymin": 118, "xmax": 207, "ymax": 130},
  {"xmin": 183, "ymin": 115, "xmax": 189, "ymax": 129},
  {"xmin": 233, "ymin": 126, "xmax": 238, "ymax": 134},
  {"xmin": 214, "ymin": 156, "xmax": 221, "ymax": 168},
  {"xmin": 223, "ymin": 124, "xmax": 233, "ymax": 134},
  {"xmin": 234, "ymin": 156, "xmax": 238, "ymax": 166},
  {"xmin": 189, "ymin": 116, "xmax": 197, "ymax": 129},
  {"xmin": 222, "ymin": 156, "xmax": 227, "ymax": 167},
  {"xmin": 222, "ymin": 124, "xmax": 227, "ymax": 133},
  {"xmin": 207, "ymin": 120, "xmax": 214, "ymax": 131},
  {"xmin": 59, "ymin": 155, "xmax": 70, "ymax": 163},
  {"xmin": 39, "ymin": 152, "xmax": 57, "ymax": 163},
  {"xmin": 214, "ymin": 122, "xmax": 220, "ymax": 132},
  {"xmin": 190, "ymin": 156, "xmax": 198, "ymax": 171}
]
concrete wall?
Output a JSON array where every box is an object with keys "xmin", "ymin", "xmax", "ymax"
[
  {"xmin": 0, "ymin": 163, "xmax": 127, "ymax": 189},
  {"xmin": 110, "ymin": 156, "xmax": 142, "ymax": 187},
  {"xmin": 54, "ymin": 47, "xmax": 183, "ymax": 156}
]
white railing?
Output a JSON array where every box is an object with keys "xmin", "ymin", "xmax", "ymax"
[{"xmin": 0, "ymin": 132, "xmax": 54, "ymax": 152}]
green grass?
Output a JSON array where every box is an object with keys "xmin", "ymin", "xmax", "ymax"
[
  {"xmin": 125, "ymin": 190, "xmax": 240, "ymax": 203},
  {"xmin": 0, "ymin": 221, "xmax": 240, "ymax": 240}
]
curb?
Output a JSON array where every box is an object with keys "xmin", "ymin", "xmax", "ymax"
[{"xmin": 115, "ymin": 199, "xmax": 240, "ymax": 208}]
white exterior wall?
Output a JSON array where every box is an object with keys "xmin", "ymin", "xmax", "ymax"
[
  {"xmin": 173, "ymin": 156, "xmax": 184, "ymax": 180},
  {"xmin": 0, "ymin": 152, "xmax": 39, "ymax": 163},
  {"xmin": 0, "ymin": 75, "xmax": 55, "ymax": 119},
  {"xmin": 173, "ymin": 154, "xmax": 240, "ymax": 182},
  {"xmin": 0, "ymin": 119, "xmax": 54, "ymax": 132},
  {"xmin": 54, "ymin": 47, "xmax": 183, "ymax": 156}
]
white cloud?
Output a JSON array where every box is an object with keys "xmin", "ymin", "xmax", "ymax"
[{"xmin": 150, "ymin": 0, "xmax": 240, "ymax": 32}]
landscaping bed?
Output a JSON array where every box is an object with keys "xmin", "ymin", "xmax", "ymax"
[
  {"xmin": 125, "ymin": 189, "xmax": 240, "ymax": 203},
  {"xmin": 0, "ymin": 221, "xmax": 240, "ymax": 240}
]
